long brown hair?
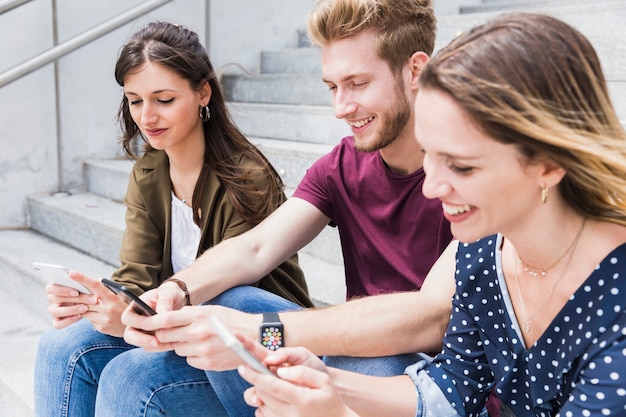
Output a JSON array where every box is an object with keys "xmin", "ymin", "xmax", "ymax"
[
  {"xmin": 114, "ymin": 21, "xmax": 285, "ymax": 226},
  {"xmin": 420, "ymin": 12, "xmax": 626, "ymax": 226}
]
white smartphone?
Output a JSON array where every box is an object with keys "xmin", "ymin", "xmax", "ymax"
[
  {"xmin": 210, "ymin": 316, "xmax": 273, "ymax": 376},
  {"xmin": 32, "ymin": 262, "xmax": 92, "ymax": 294}
]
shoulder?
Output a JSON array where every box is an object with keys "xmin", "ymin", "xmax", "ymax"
[
  {"xmin": 132, "ymin": 150, "xmax": 169, "ymax": 175},
  {"xmin": 456, "ymin": 235, "xmax": 500, "ymax": 276}
]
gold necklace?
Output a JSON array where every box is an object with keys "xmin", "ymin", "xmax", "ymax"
[
  {"xmin": 513, "ymin": 218, "xmax": 586, "ymax": 334},
  {"xmin": 170, "ymin": 169, "xmax": 187, "ymax": 205},
  {"xmin": 516, "ymin": 219, "xmax": 585, "ymax": 277}
]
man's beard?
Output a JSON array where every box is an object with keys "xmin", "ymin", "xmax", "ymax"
[{"xmin": 354, "ymin": 80, "xmax": 411, "ymax": 153}]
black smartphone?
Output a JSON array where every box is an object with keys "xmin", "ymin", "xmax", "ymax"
[{"xmin": 102, "ymin": 278, "xmax": 156, "ymax": 316}]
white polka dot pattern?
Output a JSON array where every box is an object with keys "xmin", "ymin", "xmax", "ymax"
[{"xmin": 420, "ymin": 234, "xmax": 626, "ymax": 416}]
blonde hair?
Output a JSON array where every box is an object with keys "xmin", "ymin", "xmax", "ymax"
[
  {"xmin": 306, "ymin": 0, "xmax": 436, "ymax": 74},
  {"xmin": 419, "ymin": 12, "xmax": 626, "ymax": 225}
]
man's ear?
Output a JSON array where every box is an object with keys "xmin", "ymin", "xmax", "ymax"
[{"xmin": 408, "ymin": 51, "xmax": 429, "ymax": 90}]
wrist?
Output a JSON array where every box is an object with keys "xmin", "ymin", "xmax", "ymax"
[{"xmin": 163, "ymin": 278, "xmax": 191, "ymax": 306}]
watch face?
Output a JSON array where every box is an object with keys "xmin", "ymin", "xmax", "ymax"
[{"xmin": 260, "ymin": 325, "xmax": 283, "ymax": 351}]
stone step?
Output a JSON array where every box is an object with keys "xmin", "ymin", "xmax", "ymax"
[
  {"xmin": 0, "ymin": 286, "xmax": 50, "ymax": 417},
  {"xmin": 28, "ymin": 192, "xmax": 125, "ymax": 267},
  {"xmin": 253, "ymin": 137, "xmax": 333, "ymax": 190},
  {"xmin": 228, "ymin": 102, "xmax": 350, "ymax": 146},
  {"xmin": 0, "ymin": 229, "xmax": 116, "ymax": 321},
  {"xmin": 260, "ymin": 48, "xmax": 321, "ymax": 74},
  {"xmin": 85, "ymin": 136, "xmax": 337, "ymax": 201},
  {"xmin": 437, "ymin": 1, "xmax": 626, "ymax": 50},
  {"xmin": 85, "ymin": 157, "xmax": 134, "ymax": 203},
  {"xmin": 222, "ymin": 73, "xmax": 331, "ymax": 106},
  {"xmin": 460, "ymin": 0, "xmax": 623, "ymax": 14},
  {"xmin": 0, "ymin": 229, "xmax": 113, "ymax": 417}
]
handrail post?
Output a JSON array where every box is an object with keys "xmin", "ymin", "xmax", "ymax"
[{"xmin": 51, "ymin": 0, "xmax": 68, "ymax": 195}]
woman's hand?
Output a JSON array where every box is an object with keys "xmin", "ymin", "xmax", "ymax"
[
  {"xmin": 45, "ymin": 271, "xmax": 128, "ymax": 336},
  {"xmin": 239, "ymin": 341, "xmax": 357, "ymax": 417}
]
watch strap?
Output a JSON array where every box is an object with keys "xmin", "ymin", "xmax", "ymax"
[{"xmin": 164, "ymin": 278, "xmax": 191, "ymax": 306}]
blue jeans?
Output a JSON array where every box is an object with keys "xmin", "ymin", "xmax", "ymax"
[
  {"xmin": 34, "ymin": 318, "xmax": 226, "ymax": 417},
  {"xmin": 204, "ymin": 287, "xmax": 422, "ymax": 417},
  {"xmin": 35, "ymin": 286, "xmax": 422, "ymax": 416}
]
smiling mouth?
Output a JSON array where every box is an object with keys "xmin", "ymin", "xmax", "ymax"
[
  {"xmin": 349, "ymin": 116, "xmax": 374, "ymax": 128},
  {"xmin": 442, "ymin": 203, "xmax": 473, "ymax": 215}
]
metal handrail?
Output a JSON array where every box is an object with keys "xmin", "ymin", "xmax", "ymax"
[
  {"xmin": 0, "ymin": 0, "xmax": 173, "ymax": 88},
  {"xmin": 0, "ymin": 0, "xmax": 32, "ymax": 15}
]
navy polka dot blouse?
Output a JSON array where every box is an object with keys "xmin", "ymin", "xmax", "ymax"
[{"xmin": 411, "ymin": 234, "xmax": 626, "ymax": 416}]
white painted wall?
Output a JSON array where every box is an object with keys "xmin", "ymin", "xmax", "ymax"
[{"xmin": 0, "ymin": 0, "xmax": 206, "ymax": 229}]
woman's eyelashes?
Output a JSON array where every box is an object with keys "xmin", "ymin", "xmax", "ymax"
[
  {"xmin": 127, "ymin": 97, "xmax": 175, "ymax": 106},
  {"xmin": 447, "ymin": 161, "xmax": 474, "ymax": 175}
]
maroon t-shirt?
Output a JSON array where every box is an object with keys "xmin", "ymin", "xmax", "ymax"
[{"xmin": 293, "ymin": 137, "xmax": 453, "ymax": 299}]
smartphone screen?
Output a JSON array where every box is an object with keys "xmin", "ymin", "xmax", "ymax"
[
  {"xmin": 101, "ymin": 278, "xmax": 156, "ymax": 316},
  {"xmin": 210, "ymin": 316, "xmax": 273, "ymax": 376}
]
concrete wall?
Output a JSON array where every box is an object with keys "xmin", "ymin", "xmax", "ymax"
[
  {"xmin": 0, "ymin": 0, "xmax": 206, "ymax": 229},
  {"xmin": 208, "ymin": 0, "xmax": 315, "ymax": 73}
]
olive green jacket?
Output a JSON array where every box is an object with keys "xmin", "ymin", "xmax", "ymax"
[{"xmin": 112, "ymin": 150, "xmax": 313, "ymax": 308}]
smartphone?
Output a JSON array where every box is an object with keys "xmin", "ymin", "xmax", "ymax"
[
  {"xmin": 210, "ymin": 316, "xmax": 273, "ymax": 376},
  {"xmin": 101, "ymin": 278, "xmax": 156, "ymax": 316},
  {"xmin": 32, "ymin": 262, "xmax": 92, "ymax": 294}
]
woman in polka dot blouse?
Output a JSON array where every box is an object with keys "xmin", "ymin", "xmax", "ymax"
[{"xmin": 237, "ymin": 12, "xmax": 626, "ymax": 417}]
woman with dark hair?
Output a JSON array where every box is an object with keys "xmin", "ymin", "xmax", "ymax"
[
  {"xmin": 239, "ymin": 12, "xmax": 626, "ymax": 417},
  {"xmin": 34, "ymin": 21, "xmax": 312, "ymax": 417}
]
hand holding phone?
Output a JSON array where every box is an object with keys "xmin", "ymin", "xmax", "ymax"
[
  {"xmin": 101, "ymin": 278, "xmax": 157, "ymax": 316},
  {"xmin": 32, "ymin": 262, "xmax": 92, "ymax": 294},
  {"xmin": 211, "ymin": 316, "xmax": 273, "ymax": 376}
]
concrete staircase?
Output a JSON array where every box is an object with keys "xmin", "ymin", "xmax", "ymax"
[{"xmin": 2, "ymin": 0, "xmax": 625, "ymax": 414}]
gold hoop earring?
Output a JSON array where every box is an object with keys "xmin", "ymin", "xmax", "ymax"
[
  {"xmin": 200, "ymin": 105, "xmax": 211, "ymax": 122},
  {"xmin": 541, "ymin": 184, "xmax": 548, "ymax": 204}
]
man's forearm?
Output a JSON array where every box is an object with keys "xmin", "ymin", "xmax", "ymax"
[
  {"xmin": 281, "ymin": 290, "xmax": 451, "ymax": 356},
  {"xmin": 174, "ymin": 234, "xmax": 273, "ymax": 305},
  {"xmin": 280, "ymin": 240, "xmax": 458, "ymax": 356}
]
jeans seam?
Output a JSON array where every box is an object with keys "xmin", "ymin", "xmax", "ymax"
[
  {"xmin": 142, "ymin": 380, "xmax": 214, "ymax": 417},
  {"xmin": 61, "ymin": 343, "xmax": 133, "ymax": 417}
]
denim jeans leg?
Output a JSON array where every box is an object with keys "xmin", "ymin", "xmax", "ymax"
[
  {"xmin": 95, "ymin": 349, "xmax": 228, "ymax": 417},
  {"xmin": 323, "ymin": 353, "xmax": 424, "ymax": 376},
  {"xmin": 34, "ymin": 319, "xmax": 134, "ymax": 417},
  {"xmin": 204, "ymin": 286, "xmax": 302, "ymax": 417}
]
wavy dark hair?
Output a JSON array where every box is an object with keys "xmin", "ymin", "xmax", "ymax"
[{"xmin": 114, "ymin": 21, "xmax": 285, "ymax": 226}]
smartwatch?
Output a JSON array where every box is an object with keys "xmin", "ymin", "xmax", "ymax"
[{"xmin": 259, "ymin": 312, "xmax": 284, "ymax": 351}]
